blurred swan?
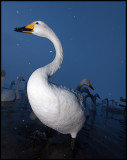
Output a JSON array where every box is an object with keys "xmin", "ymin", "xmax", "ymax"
[
  {"xmin": 102, "ymin": 98, "xmax": 109, "ymax": 109},
  {"xmin": 109, "ymin": 99, "xmax": 114, "ymax": 107},
  {"xmin": 81, "ymin": 87, "xmax": 100, "ymax": 111},
  {"xmin": 120, "ymin": 97, "xmax": 126, "ymax": 102},
  {"xmin": 14, "ymin": 20, "xmax": 94, "ymax": 150},
  {"xmin": 1, "ymin": 70, "xmax": 5, "ymax": 89},
  {"xmin": 80, "ymin": 86, "xmax": 90, "ymax": 95},
  {"xmin": 76, "ymin": 78, "xmax": 94, "ymax": 91},
  {"xmin": 9, "ymin": 81, "xmax": 15, "ymax": 89},
  {"xmin": 92, "ymin": 93, "xmax": 100, "ymax": 105},
  {"xmin": 1, "ymin": 76, "xmax": 25, "ymax": 102}
]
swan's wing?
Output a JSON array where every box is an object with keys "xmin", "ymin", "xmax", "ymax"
[
  {"xmin": 1, "ymin": 89, "xmax": 15, "ymax": 102},
  {"xmin": 50, "ymin": 82, "xmax": 85, "ymax": 111}
]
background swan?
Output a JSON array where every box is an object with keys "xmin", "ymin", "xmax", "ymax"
[
  {"xmin": 1, "ymin": 76, "xmax": 25, "ymax": 102},
  {"xmin": 76, "ymin": 78, "xmax": 94, "ymax": 91},
  {"xmin": 102, "ymin": 98, "xmax": 109, "ymax": 111},
  {"xmin": 81, "ymin": 87, "xmax": 100, "ymax": 111},
  {"xmin": 9, "ymin": 81, "xmax": 15, "ymax": 89},
  {"xmin": 14, "ymin": 20, "xmax": 91, "ymax": 150},
  {"xmin": 1, "ymin": 70, "xmax": 5, "ymax": 89},
  {"xmin": 109, "ymin": 99, "xmax": 115, "ymax": 107}
]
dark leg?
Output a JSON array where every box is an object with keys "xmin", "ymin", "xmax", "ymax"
[
  {"xmin": 71, "ymin": 137, "xmax": 76, "ymax": 150},
  {"xmin": 46, "ymin": 127, "xmax": 51, "ymax": 138}
]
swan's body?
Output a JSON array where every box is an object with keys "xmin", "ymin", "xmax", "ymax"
[
  {"xmin": 1, "ymin": 70, "xmax": 15, "ymax": 101},
  {"xmin": 1, "ymin": 76, "xmax": 25, "ymax": 102},
  {"xmin": 14, "ymin": 21, "xmax": 90, "ymax": 146},
  {"xmin": 29, "ymin": 80, "xmax": 93, "ymax": 121}
]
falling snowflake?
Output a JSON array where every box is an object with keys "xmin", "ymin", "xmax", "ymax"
[
  {"xmin": 50, "ymin": 50, "xmax": 52, "ymax": 53},
  {"xmin": 16, "ymin": 10, "xmax": 19, "ymax": 14},
  {"xmin": 16, "ymin": 43, "xmax": 20, "ymax": 47}
]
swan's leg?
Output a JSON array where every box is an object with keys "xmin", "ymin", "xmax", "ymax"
[
  {"xmin": 46, "ymin": 127, "xmax": 51, "ymax": 138},
  {"xmin": 71, "ymin": 137, "xmax": 76, "ymax": 150}
]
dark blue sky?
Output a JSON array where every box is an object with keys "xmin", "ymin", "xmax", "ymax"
[{"xmin": 1, "ymin": 1, "xmax": 126, "ymax": 103}]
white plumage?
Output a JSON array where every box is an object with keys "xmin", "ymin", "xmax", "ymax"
[{"xmin": 14, "ymin": 21, "xmax": 93, "ymax": 148}]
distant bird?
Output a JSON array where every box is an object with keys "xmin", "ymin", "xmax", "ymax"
[
  {"xmin": 14, "ymin": 20, "xmax": 94, "ymax": 150},
  {"xmin": 1, "ymin": 76, "xmax": 25, "ymax": 102},
  {"xmin": 102, "ymin": 98, "xmax": 109, "ymax": 108},
  {"xmin": 109, "ymin": 99, "xmax": 114, "ymax": 107},
  {"xmin": 81, "ymin": 87, "xmax": 100, "ymax": 111},
  {"xmin": 76, "ymin": 78, "xmax": 94, "ymax": 91},
  {"xmin": 120, "ymin": 97, "xmax": 126, "ymax": 102},
  {"xmin": 9, "ymin": 81, "xmax": 15, "ymax": 89},
  {"xmin": 1, "ymin": 70, "xmax": 5, "ymax": 89},
  {"xmin": 114, "ymin": 101, "xmax": 118, "ymax": 106},
  {"xmin": 92, "ymin": 93, "xmax": 100, "ymax": 105},
  {"xmin": 15, "ymin": 77, "xmax": 25, "ymax": 100},
  {"xmin": 80, "ymin": 86, "xmax": 91, "ymax": 95}
]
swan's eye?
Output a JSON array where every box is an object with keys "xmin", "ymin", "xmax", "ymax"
[{"xmin": 36, "ymin": 22, "xmax": 39, "ymax": 24}]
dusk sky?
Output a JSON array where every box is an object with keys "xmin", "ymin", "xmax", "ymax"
[{"xmin": 1, "ymin": 1, "xmax": 126, "ymax": 103}]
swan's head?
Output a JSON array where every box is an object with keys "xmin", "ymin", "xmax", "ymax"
[
  {"xmin": 14, "ymin": 21, "xmax": 51, "ymax": 38},
  {"xmin": 18, "ymin": 77, "xmax": 25, "ymax": 81},
  {"xmin": 94, "ymin": 93, "xmax": 100, "ymax": 99},
  {"xmin": 11, "ymin": 81, "xmax": 15, "ymax": 85},
  {"xmin": 78, "ymin": 78, "xmax": 94, "ymax": 90},
  {"xmin": 1, "ymin": 70, "xmax": 5, "ymax": 77}
]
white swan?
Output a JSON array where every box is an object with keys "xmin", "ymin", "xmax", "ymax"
[
  {"xmin": 1, "ymin": 76, "xmax": 25, "ymax": 102},
  {"xmin": 29, "ymin": 79, "xmax": 93, "ymax": 121},
  {"xmin": 9, "ymin": 81, "xmax": 15, "ymax": 89},
  {"xmin": 76, "ymin": 78, "xmax": 94, "ymax": 91},
  {"xmin": 14, "ymin": 20, "xmax": 91, "ymax": 149}
]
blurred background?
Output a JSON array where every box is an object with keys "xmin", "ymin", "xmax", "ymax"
[{"xmin": 1, "ymin": 1, "xmax": 126, "ymax": 103}]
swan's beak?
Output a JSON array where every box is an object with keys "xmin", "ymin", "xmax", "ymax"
[
  {"xmin": 22, "ymin": 78, "xmax": 25, "ymax": 81},
  {"xmin": 89, "ymin": 83, "xmax": 94, "ymax": 90},
  {"xmin": 14, "ymin": 22, "xmax": 36, "ymax": 33}
]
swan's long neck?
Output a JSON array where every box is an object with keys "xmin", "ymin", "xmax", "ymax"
[
  {"xmin": 15, "ymin": 79, "xmax": 21, "ymax": 99},
  {"xmin": 94, "ymin": 95, "xmax": 97, "ymax": 104},
  {"xmin": 42, "ymin": 29, "xmax": 63, "ymax": 78},
  {"xmin": 76, "ymin": 83, "xmax": 83, "ymax": 91},
  {"xmin": 105, "ymin": 99, "xmax": 109, "ymax": 106},
  {"xmin": 9, "ymin": 83, "xmax": 14, "ymax": 89}
]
